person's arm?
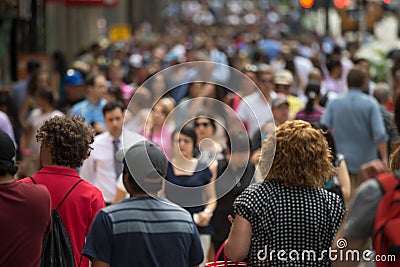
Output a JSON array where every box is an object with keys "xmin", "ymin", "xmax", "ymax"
[
  {"xmin": 18, "ymin": 97, "xmax": 32, "ymax": 129},
  {"xmin": 336, "ymin": 160, "xmax": 351, "ymax": 208},
  {"xmin": 224, "ymin": 215, "xmax": 252, "ymax": 261},
  {"xmin": 197, "ymin": 162, "xmax": 217, "ymax": 227},
  {"xmin": 92, "ymin": 259, "xmax": 110, "ymax": 267},
  {"xmin": 377, "ymin": 141, "xmax": 388, "ymax": 170}
]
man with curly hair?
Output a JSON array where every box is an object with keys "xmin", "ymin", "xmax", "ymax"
[
  {"xmin": 21, "ymin": 115, "xmax": 105, "ymax": 267},
  {"xmin": 0, "ymin": 129, "xmax": 51, "ymax": 267}
]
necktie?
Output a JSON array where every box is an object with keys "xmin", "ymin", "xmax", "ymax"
[{"xmin": 112, "ymin": 139, "xmax": 123, "ymax": 179}]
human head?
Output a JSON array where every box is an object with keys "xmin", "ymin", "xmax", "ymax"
[
  {"xmin": 354, "ymin": 58, "xmax": 371, "ymax": 79},
  {"xmin": 256, "ymin": 64, "xmax": 275, "ymax": 95},
  {"xmin": 34, "ymin": 88, "xmax": 55, "ymax": 108},
  {"xmin": 37, "ymin": 115, "xmax": 94, "ymax": 168},
  {"xmin": 172, "ymin": 125, "xmax": 198, "ymax": 159},
  {"xmin": 390, "ymin": 146, "xmax": 400, "ymax": 171},
  {"xmin": 85, "ymin": 73, "xmax": 107, "ymax": 103},
  {"xmin": 118, "ymin": 140, "xmax": 168, "ymax": 194},
  {"xmin": 347, "ymin": 67, "xmax": 366, "ymax": 89},
  {"xmin": 0, "ymin": 130, "xmax": 17, "ymax": 177},
  {"xmin": 271, "ymin": 94, "xmax": 290, "ymax": 125},
  {"xmin": 304, "ymin": 84, "xmax": 321, "ymax": 114},
  {"xmin": 103, "ymin": 101, "xmax": 125, "ymax": 138},
  {"xmin": 260, "ymin": 120, "xmax": 334, "ymax": 188},
  {"xmin": 151, "ymin": 97, "xmax": 175, "ymax": 127},
  {"xmin": 274, "ymin": 69, "xmax": 293, "ymax": 94},
  {"xmin": 194, "ymin": 114, "xmax": 217, "ymax": 141},
  {"xmin": 63, "ymin": 69, "xmax": 84, "ymax": 87},
  {"xmin": 373, "ymin": 83, "xmax": 391, "ymax": 105}
]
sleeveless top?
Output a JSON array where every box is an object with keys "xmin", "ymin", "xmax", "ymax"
[{"xmin": 165, "ymin": 162, "xmax": 213, "ymax": 234}]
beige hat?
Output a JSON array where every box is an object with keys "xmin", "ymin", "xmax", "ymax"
[{"xmin": 274, "ymin": 70, "xmax": 293, "ymax": 85}]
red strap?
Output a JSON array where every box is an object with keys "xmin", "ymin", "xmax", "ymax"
[{"xmin": 377, "ymin": 172, "xmax": 400, "ymax": 194}]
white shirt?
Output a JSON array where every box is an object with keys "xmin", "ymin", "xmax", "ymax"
[
  {"xmin": 80, "ymin": 130, "xmax": 145, "ymax": 203},
  {"xmin": 237, "ymin": 91, "xmax": 275, "ymax": 138},
  {"xmin": 80, "ymin": 131, "xmax": 120, "ymax": 203}
]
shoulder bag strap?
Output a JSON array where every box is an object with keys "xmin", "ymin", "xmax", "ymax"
[{"xmin": 56, "ymin": 179, "xmax": 84, "ymax": 210}]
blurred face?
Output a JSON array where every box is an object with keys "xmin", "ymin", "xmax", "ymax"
[
  {"xmin": 258, "ymin": 73, "xmax": 274, "ymax": 94},
  {"xmin": 104, "ymin": 107, "xmax": 124, "ymax": 138},
  {"xmin": 272, "ymin": 103, "xmax": 289, "ymax": 125},
  {"xmin": 37, "ymin": 72, "xmax": 50, "ymax": 88},
  {"xmin": 91, "ymin": 75, "xmax": 107, "ymax": 102},
  {"xmin": 275, "ymin": 83, "xmax": 291, "ymax": 95},
  {"xmin": 173, "ymin": 132, "xmax": 194, "ymax": 159},
  {"xmin": 108, "ymin": 65, "xmax": 123, "ymax": 82},
  {"xmin": 194, "ymin": 118, "xmax": 214, "ymax": 140},
  {"xmin": 151, "ymin": 103, "xmax": 167, "ymax": 127}
]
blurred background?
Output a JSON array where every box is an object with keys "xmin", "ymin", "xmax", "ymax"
[{"xmin": 0, "ymin": 0, "xmax": 399, "ymax": 83}]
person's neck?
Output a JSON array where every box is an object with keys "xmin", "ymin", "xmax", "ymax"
[
  {"xmin": 88, "ymin": 95, "xmax": 101, "ymax": 105},
  {"xmin": 42, "ymin": 163, "xmax": 71, "ymax": 169},
  {"xmin": 41, "ymin": 104, "xmax": 54, "ymax": 113},
  {"xmin": 130, "ymin": 192, "xmax": 155, "ymax": 197},
  {"xmin": 110, "ymin": 131, "xmax": 122, "ymax": 139},
  {"xmin": 0, "ymin": 174, "xmax": 15, "ymax": 184}
]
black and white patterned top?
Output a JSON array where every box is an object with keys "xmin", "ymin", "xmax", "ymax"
[{"xmin": 233, "ymin": 179, "xmax": 345, "ymax": 267}]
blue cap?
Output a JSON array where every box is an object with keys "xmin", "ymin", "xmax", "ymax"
[{"xmin": 63, "ymin": 69, "xmax": 84, "ymax": 86}]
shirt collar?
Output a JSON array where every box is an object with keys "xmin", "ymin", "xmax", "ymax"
[{"xmin": 37, "ymin": 166, "xmax": 81, "ymax": 178}]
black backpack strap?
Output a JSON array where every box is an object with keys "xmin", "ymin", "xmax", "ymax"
[
  {"xmin": 29, "ymin": 176, "xmax": 36, "ymax": 184},
  {"xmin": 56, "ymin": 179, "xmax": 83, "ymax": 210}
]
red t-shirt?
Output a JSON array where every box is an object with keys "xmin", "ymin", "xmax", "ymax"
[
  {"xmin": 21, "ymin": 166, "xmax": 105, "ymax": 267},
  {"xmin": 0, "ymin": 180, "xmax": 51, "ymax": 267}
]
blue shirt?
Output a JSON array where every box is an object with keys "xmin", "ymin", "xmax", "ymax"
[
  {"xmin": 83, "ymin": 196, "xmax": 203, "ymax": 267},
  {"xmin": 321, "ymin": 89, "xmax": 387, "ymax": 173},
  {"xmin": 71, "ymin": 99, "xmax": 107, "ymax": 129}
]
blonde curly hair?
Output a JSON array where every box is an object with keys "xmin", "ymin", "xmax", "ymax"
[{"xmin": 259, "ymin": 120, "xmax": 334, "ymax": 188}]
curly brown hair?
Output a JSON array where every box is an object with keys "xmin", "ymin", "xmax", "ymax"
[
  {"xmin": 36, "ymin": 115, "xmax": 94, "ymax": 168},
  {"xmin": 390, "ymin": 146, "xmax": 400, "ymax": 171},
  {"xmin": 260, "ymin": 120, "xmax": 334, "ymax": 188}
]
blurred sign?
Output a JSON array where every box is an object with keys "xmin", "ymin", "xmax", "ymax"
[
  {"xmin": 109, "ymin": 24, "xmax": 131, "ymax": 43},
  {"xmin": 45, "ymin": 0, "xmax": 119, "ymax": 7}
]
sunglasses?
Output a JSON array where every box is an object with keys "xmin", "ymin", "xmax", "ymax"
[
  {"xmin": 195, "ymin": 122, "xmax": 211, "ymax": 128},
  {"xmin": 261, "ymin": 79, "xmax": 273, "ymax": 84}
]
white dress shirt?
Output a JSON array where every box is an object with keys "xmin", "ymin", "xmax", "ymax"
[{"xmin": 80, "ymin": 131, "xmax": 120, "ymax": 203}]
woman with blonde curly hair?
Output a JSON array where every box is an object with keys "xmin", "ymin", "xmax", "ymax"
[{"xmin": 225, "ymin": 120, "xmax": 345, "ymax": 266}]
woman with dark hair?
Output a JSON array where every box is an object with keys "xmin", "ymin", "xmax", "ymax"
[
  {"xmin": 194, "ymin": 113, "xmax": 226, "ymax": 166},
  {"xmin": 295, "ymin": 83, "xmax": 324, "ymax": 125},
  {"xmin": 225, "ymin": 120, "xmax": 345, "ymax": 266},
  {"xmin": 165, "ymin": 125, "xmax": 217, "ymax": 267}
]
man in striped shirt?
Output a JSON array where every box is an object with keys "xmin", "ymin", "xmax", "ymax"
[{"xmin": 83, "ymin": 141, "xmax": 203, "ymax": 267}]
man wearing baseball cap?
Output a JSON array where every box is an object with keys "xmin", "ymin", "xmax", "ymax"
[
  {"xmin": 83, "ymin": 140, "xmax": 203, "ymax": 267},
  {"xmin": 0, "ymin": 130, "xmax": 51, "ymax": 266}
]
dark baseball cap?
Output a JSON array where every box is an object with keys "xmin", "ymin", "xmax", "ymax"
[
  {"xmin": 116, "ymin": 140, "xmax": 168, "ymax": 192},
  {"xmin": 0, "ymin": 130, "xmax": 16, "ymax": 162}
]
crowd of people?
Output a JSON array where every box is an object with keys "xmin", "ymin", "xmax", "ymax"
[{"xmin": 1, "ymin": 4, "xmax": 400, "ymax": 265}]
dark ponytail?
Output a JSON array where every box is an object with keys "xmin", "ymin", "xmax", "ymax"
[{"xmin": 305, "ymin": 84, "xmax": 321, "ymax": 114}]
